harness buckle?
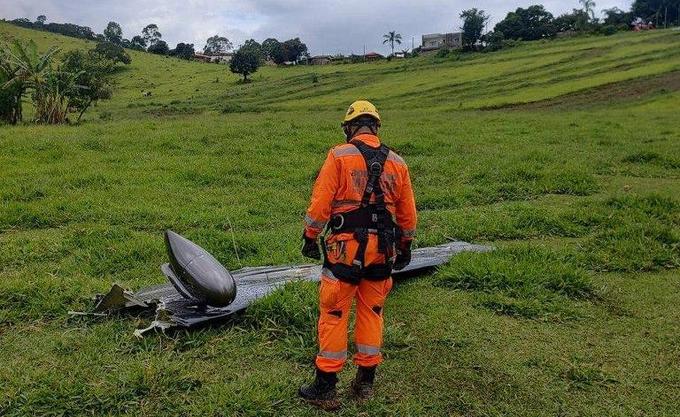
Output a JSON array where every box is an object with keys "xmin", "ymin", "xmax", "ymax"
[
  {"xmin": 330, "ymin": 214, "xmax": 345, "ymax": 231},
  {"xmin": 369, "ymin": 161, "xmax": 382, "ymax": 176}
]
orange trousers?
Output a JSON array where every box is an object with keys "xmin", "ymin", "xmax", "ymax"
[{"xmin": 315, "ymin": 272, "xmax": 393, "ymax": 373}]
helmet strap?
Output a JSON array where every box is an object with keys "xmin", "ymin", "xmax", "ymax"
[{"xmin": 343, "ymin": 122, "xmax": 378, "ymax": 142}]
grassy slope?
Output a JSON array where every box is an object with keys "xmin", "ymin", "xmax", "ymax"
[{"xmin": 1, "ymin": 23, "xmax": 679, "ymax": 416}]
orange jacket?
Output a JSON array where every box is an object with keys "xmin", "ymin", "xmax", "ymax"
[{"xmin": 304, "ymin": 134, "xmax": 417, "ymax": 242}]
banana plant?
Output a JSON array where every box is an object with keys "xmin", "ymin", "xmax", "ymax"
[{"xmin": 0, "ymin": 40, "xmax": 60, "ymax": 123}]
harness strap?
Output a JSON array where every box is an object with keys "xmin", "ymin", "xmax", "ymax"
[
  {"xmin": 353, "ymin": 141, "xmax": 392, "ymax": 259},
  {"xmin": 323, "ymin": 140, "xmax": 399, "ymax": 284}
]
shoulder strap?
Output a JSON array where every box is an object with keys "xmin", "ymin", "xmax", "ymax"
[{"xmin": 350, "ymin": 140, "xmax": 390, "ymax": 207}]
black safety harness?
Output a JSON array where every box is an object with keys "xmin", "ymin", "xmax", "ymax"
[{"xmin": 321, "ymin": 140, "xmax": 402, "ymax": 284}]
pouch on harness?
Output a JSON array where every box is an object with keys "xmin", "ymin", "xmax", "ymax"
[{"xmin": 321, "ymin": 140, "xmax": 403, "ymax": 284}]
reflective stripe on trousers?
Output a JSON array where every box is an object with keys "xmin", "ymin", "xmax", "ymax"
[
  {"xmin": 355, "ymin": 343, "xmax": 381, "ymax": 356},
  {"xmin": 318, "ymin": 350, "xmax": 348, "ymax": 360}
]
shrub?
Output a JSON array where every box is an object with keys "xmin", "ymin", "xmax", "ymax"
[
  {"xmin": 61, "ymin": 50, "xmax": 115, "ymax": 122},
  {"xmin": 435, "ymin": 48, "xmax": 451, "ymax": 58},
  {"xmin": 92, "ymin": 42, "xmax": 131, "ymax": 65},
  {"xmin": 600, "ymin": 25, "xmax": 618, "ymax": 36}
]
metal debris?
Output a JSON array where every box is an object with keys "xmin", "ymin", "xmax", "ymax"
[{"xmin": 95, "ymin": 240, "xmax": 492, "ymax": 335}]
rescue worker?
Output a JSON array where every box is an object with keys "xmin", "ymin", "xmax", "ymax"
[{"xmin": 299, "ymin": 100, "xmax": 417, "ymax": 408}]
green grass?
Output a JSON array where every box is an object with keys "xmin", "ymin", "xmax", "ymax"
[{"xmin": 1, "ymin": 22, "xmax": 680, "ymax": 416}]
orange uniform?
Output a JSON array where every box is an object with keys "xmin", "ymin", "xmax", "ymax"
[{"xmin": 304, "ymin": 133, "xmax": 417, "ymax": 373}]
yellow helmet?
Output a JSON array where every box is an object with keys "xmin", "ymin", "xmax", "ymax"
[{"xmin": 342, "ymin": 100, "xmax": 381, "ymax": 125}]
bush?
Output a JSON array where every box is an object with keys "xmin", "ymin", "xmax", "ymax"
[
  {"xmin": 92, "ymin": 42, "xmax": 131, "ymax": 65},
  {"xmin": 483, "ymin": 31, "xmax": 506, "ymax": 52},
  {"xmin": 435, "ymin": 48, "xmax": 450, "ymax": 58},
  {"xmin": 600, "ymin": 25, "xmax": 618, "ymax": 36},
  {"xmin": 147, "ymin": 41, "xmax": 169, "ymax": 55},
  {"xmin": 61, "ymin": 49, "xmax": 116, "ymax": 122}
]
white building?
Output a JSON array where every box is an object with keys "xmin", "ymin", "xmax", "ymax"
[{"xmin": 421, "ymin": 32, "xmax": 463, "ymax": 51}]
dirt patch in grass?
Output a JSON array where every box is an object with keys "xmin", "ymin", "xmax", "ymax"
[{"xmin": 486, "ymin": 71, "xmax": 680, "ymax": 111}]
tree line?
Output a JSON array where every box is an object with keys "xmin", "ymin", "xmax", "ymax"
[
  {"xmin": 456, "ymin": 0, "xmax": 680, "ymax": 52},
  {"xmin": 4, "ymin": 16, "xmax": 309, "ymax": 64},
  {"xmin": 227, "ymin": 37, "xmax": 309, "ymax": 81}
]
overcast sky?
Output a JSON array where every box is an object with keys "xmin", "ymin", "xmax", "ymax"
[{"xmin": 3, "ymin": 1, "xmax": 631, "ymax": 55}]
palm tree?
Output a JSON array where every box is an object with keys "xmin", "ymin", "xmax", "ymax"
[
  {"xmin": 579, "ymin": 0, "xmax": 597, "ymax": 21},
  {"xmin": 382, "ymin": 31, "xmax": 402, "ymax": 57}
]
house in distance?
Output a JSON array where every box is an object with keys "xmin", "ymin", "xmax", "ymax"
[
  {"xmin": 194, "ymin": 52, "xmax": 233, "ymax": 64},
  {"xmin": 421, "ymin": 32, "xmax": 463, "ymax": 51}
]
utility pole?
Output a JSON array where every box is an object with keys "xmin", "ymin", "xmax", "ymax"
[
  {"xmin": 412, "ymin": 36, "xmax": 414, "ymax": 52},
  {"xmin": 665, "ymin": 5, "xmax": 668, "ymax": 28},
  {"xmin": 363, "ymin": 44, "xmax": 366, "ymax": 62}
]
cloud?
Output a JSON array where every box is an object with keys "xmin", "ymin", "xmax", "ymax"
[{"xmin": 1, "ymin": 0, "xmax": 631, "ymax": 54}]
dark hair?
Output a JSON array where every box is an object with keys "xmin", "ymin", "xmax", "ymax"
[{"xmin": 347, "ymin": 115, "xmax": 380, "ymax": 128}]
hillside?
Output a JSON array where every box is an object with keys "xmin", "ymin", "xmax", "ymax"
[
  {"xmin": 2, "ymin": 22, "xmax": 680, "ymax": 117},
  {"xmin": 1, "ymin": 23, "xmax": 679, "ymax": 417}
]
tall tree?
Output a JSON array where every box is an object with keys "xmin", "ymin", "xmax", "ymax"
[
  {"xmin": 632, "ymin": 0, "xmax": 679, "ymax": 26},
  {"xmin": 262, "ymin": 38, "xmax": 285, "ymax": 63},
  {"xmin": 494, "ymin": 5, "xmax": 557, "ymax": 40},
  {"xmin": 130, "ymin": 35, "xmax": 147, "ymax": 51},
  {"xmin": 104, "ymin": 21, "xmax": 123, "ymax": 45},
  {"xmin": 382, "ymin": 31, "xmax": 402, "ymax": 57},
  {"xmin": 147, "ymin": 40, "xmax": 169, "ymax": 55},
  {"xmin": 603, "ymin": 7, "xmax": 633, "ymax": 26},
  {"xmin": 283, "ymin": 38, "xmax": 308, "ymax": 63},
  {"xmin": 230, "ymin": 49, "xmax": 260, "ymax": 81},
  {"xmin": 555, "ymin": 9, "xmax": 590, "ymax": 32},
  {"xmin": 92, "ymin": 42, "xmax": 132, "ymax": 65},
  {"xmin": 579, "ymin": 0, "xmax": 597, "ymax": 21},
  {"xmin": 204, "ymin": 35, "xmax": 233, "ymax": 54},
  {"xmin": 142, "ymin": 24, "xmax": 162, "ymax": 47},
  {"xmin": 241, "ymin": 39, "xmax": 264, "ymax": 61},
  {"xmin": 170, "ymin": 43, "xmax": 195, "ymax": 60},
  {"xmin": 460, "ymin": 8, "xmax": 490, "ymax": 51},
  {"xmin": 36, "ymin": 15, "xmax": 47, "ymax": 25}
]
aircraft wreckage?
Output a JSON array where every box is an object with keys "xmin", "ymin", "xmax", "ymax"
[{"xmin": 91, "ymin": 230, "xmax": 492, "ymax": 336}]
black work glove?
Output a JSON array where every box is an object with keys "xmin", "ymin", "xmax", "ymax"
[
  {"xmin": 301, "ymin": 232, "xmax": 321, "ymax": 260},
  {"xmin": 393, "ymin": 240, "xmax": 412, "ymax": 271}
]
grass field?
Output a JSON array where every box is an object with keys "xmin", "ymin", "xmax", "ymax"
[{"xmin": 1, "ymin": 22, "xmax": 679, "ymax": 416}]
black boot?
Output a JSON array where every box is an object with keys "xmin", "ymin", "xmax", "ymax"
[
  {"xmin": 299, "ymin": 368, "xmax": 340, "ymax": 410},
  {"xmin": 350, "ymin": 366, "xmax": 376, "ymax": 400}
]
